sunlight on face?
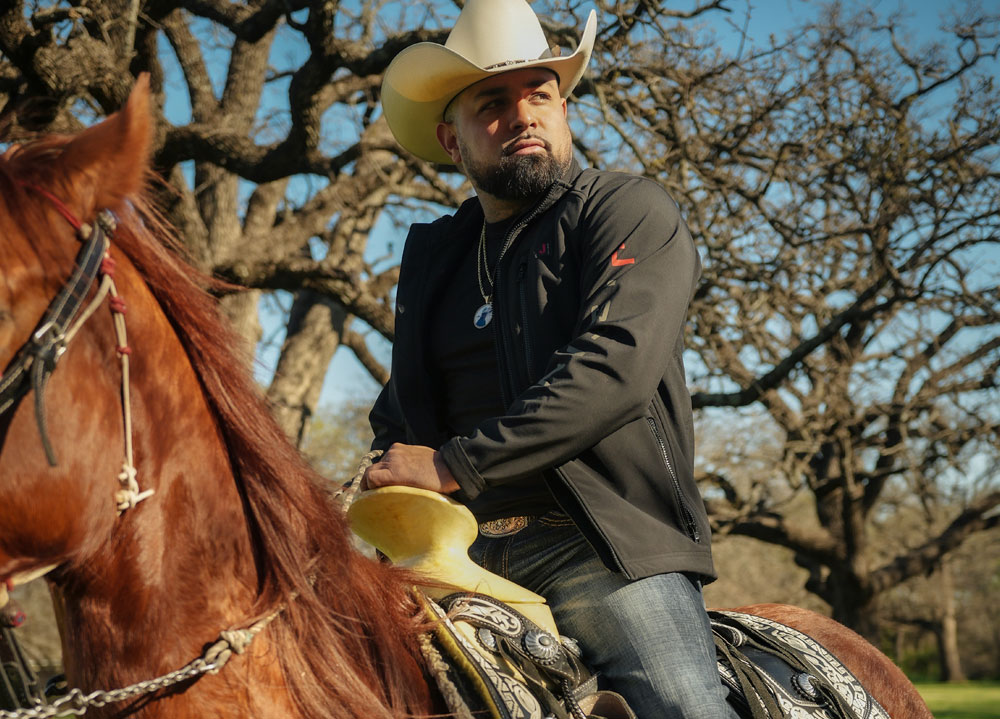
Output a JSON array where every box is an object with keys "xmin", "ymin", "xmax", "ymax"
[{"xmin": 438, "ymin": 69, "xmax": 572, "ymax": 201}]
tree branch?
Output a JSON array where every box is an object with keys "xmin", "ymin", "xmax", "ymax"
[
  {"xmin": 871, "ymin": 492, "xmax": 1000, "ymax": 593},
  {"xmin": 343, "ymin": 329, "xmax": 389, "ymax": 386}
]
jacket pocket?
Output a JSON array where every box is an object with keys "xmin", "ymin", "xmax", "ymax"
[{"xmin": 645, "ymin": 415, "xmax": 701, "ymax": 543}]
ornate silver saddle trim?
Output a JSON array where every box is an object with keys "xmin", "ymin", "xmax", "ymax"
[{"xmin": 713, "ymin": 611, "xmax": 890, "ymax": 719}]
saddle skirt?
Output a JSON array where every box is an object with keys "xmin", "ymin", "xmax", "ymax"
[{"xmin": 711, "ymin": 611, "xmax": 891, "ymax": 719}]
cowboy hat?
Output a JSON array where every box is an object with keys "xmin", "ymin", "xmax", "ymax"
[{"xmin": 381, "ymin": 0, "xmax": 597, "ymax": 165}]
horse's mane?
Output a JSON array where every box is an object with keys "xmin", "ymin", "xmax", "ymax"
[{"xmin": 0, "ymin": 139, "xmax": 435, "ymax": 718}]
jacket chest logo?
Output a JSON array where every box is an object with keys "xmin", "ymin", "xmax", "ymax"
[{"xmin": 611, "ymin": 242, "xmax": 635, "ymax": 267}]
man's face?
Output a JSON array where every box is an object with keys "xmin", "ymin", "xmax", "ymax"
[{"xmin": 436, "ymin": 68, "xmax": 572, "ymax": 201}]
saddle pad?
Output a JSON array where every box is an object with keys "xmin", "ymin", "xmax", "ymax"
[{"xmin": 711, "ymin": 611, "xmax": 890, "ymax": 719}]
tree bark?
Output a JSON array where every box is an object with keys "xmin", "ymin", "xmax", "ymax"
[
  {"xmin": 218, "ymin": 290, "xmax": 262, "ymax": 371},
  {"xmin": 265, "ymin": 291, "xmax": 347, "ymax": 446},
  {"xmin": 938, "ymin": 559, "xmax": 966, "ymax": 682}
]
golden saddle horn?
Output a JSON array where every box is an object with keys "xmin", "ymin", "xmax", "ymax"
[{"xmin": 347, "ymin": 486, "xmax": 558, "ymax": 635}]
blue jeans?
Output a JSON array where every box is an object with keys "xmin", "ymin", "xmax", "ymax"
[{"xmin": 469, "ymin": 511, "xmax": 737, "ymax": 719}]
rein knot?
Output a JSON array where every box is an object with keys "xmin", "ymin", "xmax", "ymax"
[
  {"xmin": 115, "ymin": 463, "xmax": 153, "ymax": 513},
  {"xmin": 204, "ymin": 629, "xmax": 255, "ymax": 673},
  {"xmin": 220, "ymin": 629, "xmax": 255, "ymax": 654}
]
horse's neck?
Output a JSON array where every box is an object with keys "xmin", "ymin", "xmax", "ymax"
[
  {"xmin": 54, "ymin": 251, "xmax": 435, "ymax": 718},
  {"xmin": 57, "ymin": 263, "xmax": 284, "ymax": 715}
]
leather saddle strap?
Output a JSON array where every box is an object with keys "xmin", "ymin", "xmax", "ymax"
[
  {"xmin": 714, "ymin": 633, "xmax": 783, "ymax": 719},
  {"xmin": 712, "ymin": 612, "xmax": 866, "ymax": 719}
]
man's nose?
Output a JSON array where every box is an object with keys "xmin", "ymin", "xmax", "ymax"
[{"xmin": 510, "ymin": 99, "xmax": 537, "ymax": 131}]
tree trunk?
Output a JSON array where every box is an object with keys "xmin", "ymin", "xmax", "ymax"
[
  {"xmin": 265, "ymin": 291, "xmax": 347, "ymax": 446},
  {"xmin": 826, "ymin": 578, "xmax": 879, "ymax": 640},
  {"xmin": 218, "ymin": 290, "xmax": 262, "ymax": 370},
  {"xmin": 938, "ymin": 559, "xmax": 966, "ymax": 682},
  {"xmin": 893, "ymin": 624, "xmax": 907, "ymax": 666}
]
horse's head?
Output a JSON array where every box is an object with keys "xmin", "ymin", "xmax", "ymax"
[{"xmin": 0, "ymin": 77, "xmax": 153, "ymax": 585}]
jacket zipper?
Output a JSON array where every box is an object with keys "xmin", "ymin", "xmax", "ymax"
[
  {"xmin": 491, "ymin": 184, "xmax": 559, "ymax": 405},
  {"xmin": 646, "ymin": 416, "xmax": 701, "ymax": 543}
]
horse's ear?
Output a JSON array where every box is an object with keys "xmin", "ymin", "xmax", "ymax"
[{"xmin": 56, "ymin": 74, "xmax": 153, "ymax": 213}]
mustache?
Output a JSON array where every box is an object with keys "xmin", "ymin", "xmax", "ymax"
[{"xmin": 503, "ymin": 134, "xmax": 551, "ymax": 156}]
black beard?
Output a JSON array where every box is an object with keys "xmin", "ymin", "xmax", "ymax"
[{"xmin": 465, "ymin": 150, "xmax": 568, "ymax": 201}]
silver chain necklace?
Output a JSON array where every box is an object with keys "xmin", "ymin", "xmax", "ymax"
[{"xmin": 473, "ymin": 221, "xmax": 494, "ymax": 329}]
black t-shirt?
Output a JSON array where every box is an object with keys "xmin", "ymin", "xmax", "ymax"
[{"xmin": 428, "ymin": 216, "xmax": 556, "ymax": 520}]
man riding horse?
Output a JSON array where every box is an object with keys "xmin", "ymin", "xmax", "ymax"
[{"xmin": 361, "ymin": 1, "xmax": 736, "ymax": 716}]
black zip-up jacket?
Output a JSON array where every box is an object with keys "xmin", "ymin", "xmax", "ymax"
[{"xmin": 370, "ymin": 162, "xmax": 715, "ymax": 581}]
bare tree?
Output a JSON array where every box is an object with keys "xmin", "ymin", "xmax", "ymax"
[
  {"xmin": 581, "ymin": 1, "xmax": 1000, "ymax": 632},
  {"xmin": 3, "ymin": 0, "xmax": 999, "ymax": 636},
  {"xmin": 1, "ymin": 0, "xmax": 468, "ymax": 443},
  {"xmin": 877, "ymin": 501, "xmax": 1000, "ymax": 680}
]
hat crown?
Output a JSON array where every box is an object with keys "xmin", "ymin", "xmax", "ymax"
[{"xmin": 444, "ymin": 0, "xmax": 552, "ymax": 68}]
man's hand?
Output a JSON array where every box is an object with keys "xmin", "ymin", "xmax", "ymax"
[{"xmin": 361, "ymin": 443, "xmax": 460, "ymax": 494}]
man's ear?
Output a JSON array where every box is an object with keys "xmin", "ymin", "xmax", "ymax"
[{"xmin": 436, "ymin": 122, "xmax": 462, "ymax": 165}]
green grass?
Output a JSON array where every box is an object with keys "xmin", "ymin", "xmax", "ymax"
[{"xmin": 916, "ymin": 681, "xmax": 1000, "ymax": 718}]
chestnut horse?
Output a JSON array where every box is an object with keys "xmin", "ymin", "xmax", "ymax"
[{"xmin": 0, "ymin": 79, "xmax": 930, "ymax": 719}]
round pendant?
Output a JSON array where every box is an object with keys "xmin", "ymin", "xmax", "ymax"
[{"xmin": 473, "ymin": 302, "xmax": 493, "ymax": 329}]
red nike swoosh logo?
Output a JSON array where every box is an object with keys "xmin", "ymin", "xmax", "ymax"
[{"xmin": 611, "ymin": 243, "xmax": 635, "ymax": 266}]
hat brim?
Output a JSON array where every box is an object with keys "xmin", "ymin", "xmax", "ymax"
[{"xmin": 382, "ymin": 11, "xmax": 596, "ymax": 165}]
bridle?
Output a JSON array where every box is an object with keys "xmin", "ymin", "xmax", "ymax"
[
  {"xmin": 0, "ymin": 189, "xmax": 283, "ymax": 718},
  {"xmin": 0, "ymin": 186, "xmax": 150, "ymax": 512}
]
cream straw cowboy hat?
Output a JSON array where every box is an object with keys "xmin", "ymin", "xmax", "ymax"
[{"xmin": 381, "ymin": 0, "xmax": 597, "ymax": 165}]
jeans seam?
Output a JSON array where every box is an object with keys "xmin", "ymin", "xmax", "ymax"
[
  {"xmin": 501, "ymin": 534, "xmax": 513, "ymax": 579},
  {"xmin": 538, "ymin": 510, "xmax": 574, "ymax": 527},
  {"xmin": 539, "ymin": 517, "xmax": 575, "ymax": 527}
]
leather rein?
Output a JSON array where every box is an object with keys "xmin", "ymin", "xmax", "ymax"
[{"xmin": 0, "ymin": 187, "xmax": 149, "ymax": 511}]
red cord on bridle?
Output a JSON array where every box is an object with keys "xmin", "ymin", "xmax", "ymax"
[{"xmin": 19, "ymin": 182, "xmax": 84, "ymax": 231}]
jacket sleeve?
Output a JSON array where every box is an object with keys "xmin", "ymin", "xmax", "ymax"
[
  {"xmin": 439, "ymin": 177, "xmax": 700, "ymax": 500},
  {"xmin": 369, "ymin": 376, "xmax": 407, "ymax": 453}
]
